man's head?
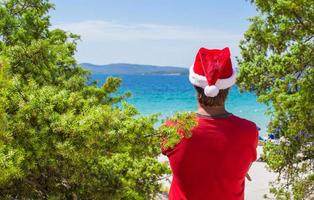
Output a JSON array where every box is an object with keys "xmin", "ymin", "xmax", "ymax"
[
  {"xmin": 189, "ymin": 47, "xmax": 236, "ymax": 104},
  {"xmin": 194, "ymin": 86, "xmax": 229, "ymax": 108}
]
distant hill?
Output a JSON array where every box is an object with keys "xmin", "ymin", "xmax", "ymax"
[{"xmin": 80, "ymin": 63, "xmax": 189, "ymax": 75}]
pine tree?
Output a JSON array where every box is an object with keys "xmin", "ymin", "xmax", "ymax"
[
  {"xmin": 238, "ymin": 0, "xmax": 314, "ymax": 199},
  {"xmin": 0, "ymin": 0, "xmax": 193, "ymax": 198}
]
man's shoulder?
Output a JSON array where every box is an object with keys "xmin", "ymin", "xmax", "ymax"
[{"xmin": 230, "ymin": 115, "xmax": 258, "ymax": 132}]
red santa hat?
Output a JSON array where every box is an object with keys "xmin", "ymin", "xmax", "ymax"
[{"xmin": 189, "ymin": 47, "xmax": 236, "ymax": 97}]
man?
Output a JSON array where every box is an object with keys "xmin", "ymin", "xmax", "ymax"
[{"xmin": 161, "ymin": 47, "xmax": 258, "ymax": 200}]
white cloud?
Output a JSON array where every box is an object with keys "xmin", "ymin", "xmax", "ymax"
[
  {"xmin": 52, "ymin": 20, "xmax": 243, "ymax": 66},
  {"xmin": 54, "ymin": 20, "xmax": 241, "ymax": 41}
]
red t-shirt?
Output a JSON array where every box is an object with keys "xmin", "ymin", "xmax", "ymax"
[{"xmin": 162, "ymin": 114, "xmax": 258, "ymax": 200}]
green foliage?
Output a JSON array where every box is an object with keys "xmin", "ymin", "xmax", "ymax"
[
  {"xmin": 0, "ymin": 0, "xmax": 198, "ymax": 199},
  {"xmin": 238, "ymin": 0, "xmax": 314, "ymax": 199},
  {"xmin": 159, "ymin": 112, "xmax": 197, "ymax": 149}
]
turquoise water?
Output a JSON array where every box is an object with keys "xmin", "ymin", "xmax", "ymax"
[{"xmin": 91, "ymin": 74, "xmax": 270, "ymax": 137}]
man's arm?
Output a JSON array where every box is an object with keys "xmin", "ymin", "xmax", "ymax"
[
  {"xmin": 246, "ymin": 163, "xmax": 253, "ymax": 181},
  {"xmin": 246, "ymin": 125, "xmax": 260, "ymax": 181}
]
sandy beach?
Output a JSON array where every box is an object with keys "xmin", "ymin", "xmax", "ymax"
[
  {"xmin": 245, "ymin": 146, "xmax": 275, "ymax": 200},
  {"xmin": 158, "ymin": 146, "xmax": 276, "ymax": 200}
]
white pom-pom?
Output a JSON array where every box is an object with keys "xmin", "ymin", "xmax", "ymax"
[{"xmin": 204, "ymin": 85, "xmax": 219, "ymax": 97}]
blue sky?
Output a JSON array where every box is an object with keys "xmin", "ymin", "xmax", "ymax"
[{"xmin": 50, "ymin": 0, "xmax": 257, "ymax": 67}]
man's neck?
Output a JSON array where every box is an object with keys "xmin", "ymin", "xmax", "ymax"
[{"xmin": 196, "ymin": 103, "xmax": 229, "ymax": 117}]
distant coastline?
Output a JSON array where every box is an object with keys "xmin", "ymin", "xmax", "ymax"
[{"xmin": 80, "ymin": 63, "xmax": 189, "ymax": 75}]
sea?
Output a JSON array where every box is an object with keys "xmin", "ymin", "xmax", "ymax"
[{"xmin": 91, "ymin": 74, "xmax": 270, "ymax": 137}]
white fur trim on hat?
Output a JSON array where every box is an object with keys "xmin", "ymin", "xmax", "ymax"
[{"xmin": 189, "ymin": 65, "xmax": 237, "ymax": 96}]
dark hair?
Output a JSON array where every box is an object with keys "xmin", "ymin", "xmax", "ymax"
[{"xmin": 194, "ymin": 86, "xmax": 229, "ymax": 107}]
